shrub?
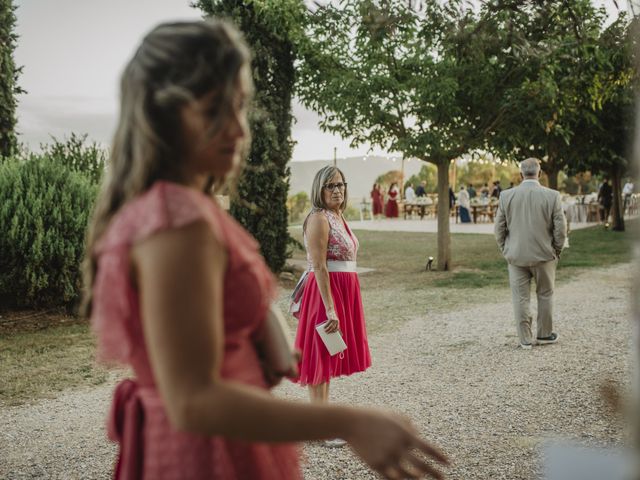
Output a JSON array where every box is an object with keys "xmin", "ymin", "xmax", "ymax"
[
  {"xmin": 343, "ymin": 205, "xmax": 361, "ymax": 221},
  {"xmin": 41, "ymin": 133, "xmax": 106, "ymax": 185},
  {"xmin": 196, "ymin": 1, "xmax": 299, "ymax": 274},
  {"xmin": 0, "ymin": 156, "xmax": 98, "ymax": 309},
  {"xmin": 287, "ymin": 191, "xmax": 311, "ymax": 225}
]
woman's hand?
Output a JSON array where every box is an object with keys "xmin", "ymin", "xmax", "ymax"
[
  {"xmin": 260, "ymin": 350, "xmax": 301, "ymax": 388},
  {"xmin": 345, "ymin": 409, "xmax": 450, "ymax": 480},
  {"xmin": 324, "ymin": 311, "xmax": 340, "ymax": 334}
]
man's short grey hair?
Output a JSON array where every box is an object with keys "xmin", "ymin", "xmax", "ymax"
[{"xmin": 520, "ymin": 158, "xmax": 541, "ymax": 178}]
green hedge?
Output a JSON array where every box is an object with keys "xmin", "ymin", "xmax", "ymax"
[
  {"xmin": 0, "ymin": 156, "xmax": 97, "ymax": 309},
  {"xmin": 196, "ymin": 1, "xmax": 300, "ymax": 273},
  {"xmin": 41, "ymin": 133, "xmax": 106, "ymax": 184}
]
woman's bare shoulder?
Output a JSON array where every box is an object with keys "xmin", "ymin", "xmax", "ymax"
[
  {"xmin": 307, "ymin": 208, "xmax": 329, "ymax": 222},
  {"xmin": 132, "ymin": 220, "xmax": 224, "ymax": 269},
  {"xmin": 305, "ymin": 209, "xmax": 330, "ymax": 234}
]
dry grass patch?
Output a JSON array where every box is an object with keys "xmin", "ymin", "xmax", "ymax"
[{"xmin": 0, "ymin": 323, "xmax": 109, "ymax": 406}]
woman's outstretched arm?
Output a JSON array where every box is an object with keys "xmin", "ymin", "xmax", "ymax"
[{"xmin": 132, "ymin": 220, "xmax": 448, "ymax": 479}]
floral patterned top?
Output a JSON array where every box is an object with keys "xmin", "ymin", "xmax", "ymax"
[{"xmin": 304, "ymin": 208, "xmax": 358, "ymax": 268}]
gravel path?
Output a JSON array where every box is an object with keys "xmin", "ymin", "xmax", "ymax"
[{"xmin": 0, "ymin": 263, "xmax": 631, "ymax": 479}]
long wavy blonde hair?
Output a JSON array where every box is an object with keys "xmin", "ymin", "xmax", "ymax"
[{"xmin": 80, "ymin": 19, "xmax": 252, "ymax": 318}]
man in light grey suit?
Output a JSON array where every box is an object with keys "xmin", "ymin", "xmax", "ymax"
[{"xmin": 494, "ymin": 158, "xmax": 567, "ymax": 349}]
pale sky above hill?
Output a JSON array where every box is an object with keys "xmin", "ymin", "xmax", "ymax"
[{"xmin": 13, "ymin": 0, "xmax": 625, "ymax": 161}]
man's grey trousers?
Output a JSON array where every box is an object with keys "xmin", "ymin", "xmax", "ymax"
[{"xmin": 508, "ymin": 259, "xmax": 557, "ymax": 345}]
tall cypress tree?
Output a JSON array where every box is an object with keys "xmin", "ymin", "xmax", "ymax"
[
  {"xmin": 0, "ymin": 0, "xmax": 22, "ymax": 159},
  {"xmin": 195, "ymin": 0, "xmax": 304, "ymax": 273}
]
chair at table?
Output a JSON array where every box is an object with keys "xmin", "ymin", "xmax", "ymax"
[
  {"xmin": 587, "ymin": 203, "xmax": 600, "ymax": 223},
  {"xmin": 403, "ymin": 203, "xmax": 411, "ymax": 219},
  {"xmin": 452, "ymin": 205, "xmax": 459, "ymax": 223},
  {"xmin": 487, "ymin": 204, "xmax": 498, "ymax": 222},
  {"xmin": 398, "ymin": 201, "xmax": 406, "ymax": 219},
  {"xmin": 424, "ymin": 204, "xmax": 436, "ymax": 218},
  {"xmin": 477, "ymin": 205, "xmax": 495, "ymax": 223},
  {"xmin": 359, "ymin": 199, "xmax": 372, "ymax": 221},
  {"xmin": 628, "ymin": 195, "xmax": 638, "ymax": 216}
]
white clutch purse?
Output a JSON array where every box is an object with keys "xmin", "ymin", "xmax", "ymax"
[{"xmin": 315, "ymin": 320, "xmax": 347, "ymax": 356}]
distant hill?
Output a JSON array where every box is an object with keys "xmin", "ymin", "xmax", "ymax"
[{"xmin": 288, "ymin": 156, "xmax": 425, "ymax": 204}]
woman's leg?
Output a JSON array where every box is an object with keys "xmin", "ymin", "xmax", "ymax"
[
  {"xmin": 310, "ymin": 381, "xmax": 344, "ymax": 446},
  {"xmin": 308, "ymin": 382, "xmax": 330, "ymax": 403}
]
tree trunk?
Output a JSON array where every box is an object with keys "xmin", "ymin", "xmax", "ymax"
[
  {"xmin": 546, "ymin": 165, "xmax": 560, "ymax": 190},
  {"xmin": 543, "ymin": 148, "xmax": 560, "ymax": 191},
  {"xmin": 610, "ymin": 165, "xmax": 625, "ymax": 231},
  {"xmin": 436, "ymin": 161, "xmax": 451, "ymax": 271}
]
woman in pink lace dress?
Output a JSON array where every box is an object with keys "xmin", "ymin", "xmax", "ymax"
[
  {"xmin": 82, "ymin": 19, "xmax": 448, "ymax": 480},
  {"xmin": 294, "ymin": 166, "xmax": 372, "ymax": 447}
]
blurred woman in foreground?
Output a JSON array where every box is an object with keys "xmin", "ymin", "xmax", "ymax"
[{"xmin": 82, "ymin": 19, "xmax": 448, "ymax": 480}]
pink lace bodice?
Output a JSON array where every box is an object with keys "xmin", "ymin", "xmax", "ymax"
[{"xmin": 304, "ymin": 209, "xmax": 358, "ymax": 267}]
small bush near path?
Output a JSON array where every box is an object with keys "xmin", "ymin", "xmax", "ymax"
[
  {"xmin": 0, "ymin": 156, "xmax": 98, "ymax": 309},
  {"xmin": 287, "ymin": 191, "xmax": 311, "ymax": 225},
  {"xmin": 40, "ymin": 133, "xmax": 106, "ymax": 185}
]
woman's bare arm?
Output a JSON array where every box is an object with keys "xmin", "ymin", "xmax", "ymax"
[
  {"xmin": 132, "ymin": 220, "xmax": 347, "ymax": 440},
  {"xmin": 131, "ymin": 220, "xmax": 449, "ymax": 478},
  {"xmin": 305, "ymin": 213, "xmax": 339, "ymax": 333}
]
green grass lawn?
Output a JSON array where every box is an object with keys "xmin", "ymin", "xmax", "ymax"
[
  {"xmin": 289, "ymin": 221, "xmax": 634, "ymax": 333},
  {"xmin": 291, "ymin": 222, "xmax": 633, "ymax": 288},
  {"xmin": 2, "ymin": 221, "xmax": 633, "ymax": 406}
]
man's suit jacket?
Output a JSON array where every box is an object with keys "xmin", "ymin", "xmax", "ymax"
[{"xmin": 494, "ymin": 180, "xmax": 567, "ymax": 267}]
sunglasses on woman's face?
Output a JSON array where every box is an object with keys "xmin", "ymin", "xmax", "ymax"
[{"xmin": 323, "ymin": 182, "xmax": 347, "ymax": 191}]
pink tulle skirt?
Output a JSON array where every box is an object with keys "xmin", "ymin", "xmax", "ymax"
[{"xmin": 294, "ymin": 271, "xmax": 371, "ymax": 386}]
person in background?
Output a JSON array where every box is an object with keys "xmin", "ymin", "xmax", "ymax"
[
  {"xmin": 491, "ymin": 180, "xmax": 502, "ymax": 199},
  {"xmin": 623, "ymin": 179, "xmax": 634, "ymax": 216},
  {"xmin": 385, "ymin": 182, "xmax": 400, "ymax": 218},
  {"xmin": 83, "ymin": 19, "xmax": 448, "ymax": 480},
  {"xmin": 448, "ymin": 186, "xmax": 456, "ymax": 209},
  {"xmin": 405, "ymin": 183, "xmax": 416, "ymax": 203},
  {"xmin": 295, "ymin": 166, "xmax": 371, "ymax": 448},
  {"xmin": 416, "ymin": 180, "xmax": 427, "ymax": 197},
  {"xmin": 481, "ymin": 183, "xmax": 490, "ymax": 199},
  {"xmin": 467, "ymin": 184, "xmax": 476, "ymax": 199},
  {"xmin": 494, "ymin": 158, "xmax": 566, "ymax": 350},
  {"xmin": 458, "ymin": 185, "xmax": 471, "ymax": 223},
  {"xmin": 598, "ymin": 178, "xmax": 613, "ymax": 224},
  {"xmin": 370, "ymin": 183, "xmax": 384, "ymax": 220}
]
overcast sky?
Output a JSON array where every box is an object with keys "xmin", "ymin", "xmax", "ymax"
[
  {"xmin": 14, "ymin": 0, "xmax": 624, "ymax": 162},
  {"xmin": 13, "ymin": 0, "xmax": 392, "ymax": 162}
]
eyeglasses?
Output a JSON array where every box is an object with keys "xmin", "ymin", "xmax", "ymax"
[{"xmin": 323, "ymin": 182, "xmax": 347, "ymax": 191}]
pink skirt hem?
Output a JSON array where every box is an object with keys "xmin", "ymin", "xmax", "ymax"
[{"xmin": 293, "ymin": 271, "xmax": 371, "ymax": 386}]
